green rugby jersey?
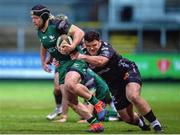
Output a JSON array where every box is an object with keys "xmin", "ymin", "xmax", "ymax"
[{"xmin": 37, "ymin": 18, "xmax": 71, "ymax": 64}]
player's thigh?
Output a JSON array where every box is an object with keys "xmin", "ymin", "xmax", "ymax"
[
  {"xmin": 126, "ymin": 82, "xmax": 141, "ymax": 101},
  {"xmin": 65, "ymin": 71, "xmax": 81, "ymax": 85},
  {"xmin": 65, "ymin": 60, "xmax": 87, "ymax": 84},
  {"xmin": 67, "ymin": 90, "xmax": 78, "ymax": 105}
]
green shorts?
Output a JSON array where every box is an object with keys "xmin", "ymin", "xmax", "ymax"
[
  {"xmin": 57, "ymin": 60, "xmax": 88, "ymax": 84},
  {"xmin": 86, "ymin": 88, "xmax": 112, "ymax": 104},
  {"xmin": 85, "ymin": 69, "xmax": 113, "ymax": 103}
]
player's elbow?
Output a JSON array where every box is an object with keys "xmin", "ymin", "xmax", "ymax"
[
  {"xmin": 71, "ymin": 25, "xmax": 84, "ymax": 37},
  {"xmin": 78, "ymin": 29, "xmax": 84, "ymax": 38},
  {"xmin": 95, "ymin": 58, "xmax": 108, "ymax": 67},
  {"xmin": 95, "ymin": 60, "xmax": 106, "ymax": 67}
]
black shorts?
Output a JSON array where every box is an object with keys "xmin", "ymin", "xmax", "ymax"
[{"xmin": 111, "ymin": 66, "xmax": 142, "ymax": 110}]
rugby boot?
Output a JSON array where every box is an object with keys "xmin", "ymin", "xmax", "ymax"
[
  {"xmin": 87, "ymin": 122, "xmax": 104, "ymax": 133},
  {"xmin": 139, "ymin": 115, "xmax": 151, "ymax": 131},
  {"xmin": 46, "ymin": 107, "xmax": 62, "ymax": 120},
  {"xmin": 153, "ymin": 125, "xmax": 163, "ymax": 133}
]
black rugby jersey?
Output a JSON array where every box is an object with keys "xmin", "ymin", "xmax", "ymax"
[{"xmin": 86, "ymin": 41, "xmax": 137, "ymax": 87}]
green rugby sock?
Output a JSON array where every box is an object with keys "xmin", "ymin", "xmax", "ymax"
[
  {"xmin": 87, "ymin": 116, "xmax": 99, "ymax": 124},
  {"xmin": 88, "ymin": 95, "xmax": 99, "ymax": 105},
  {"xmin": 106, "ymin": 110, "xmax": 118, "ymax": 117}
]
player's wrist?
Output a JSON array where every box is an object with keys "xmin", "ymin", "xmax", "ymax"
[
  {"xmin": 78, "ymin": 54, "xmax": 86, "ymax": 60},
  {"xmin": 70, "ymin": 44, "xmax": 76, "ymax": 51}
]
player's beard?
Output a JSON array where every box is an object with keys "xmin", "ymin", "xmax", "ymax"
[
  {"xmin": 38, "ymin": 19, "xmax": 46, "ymax": 30},
  {"xmin": 38, "ymin": 22, "xmax": 45, "ymax": 30}
]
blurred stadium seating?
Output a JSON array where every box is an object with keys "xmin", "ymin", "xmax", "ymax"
[{"xmin": 0, "ymin": 0, "xmax": 179, "ymax": 79}]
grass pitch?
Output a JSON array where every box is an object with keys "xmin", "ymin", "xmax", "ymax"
[{"xmin": 0, "ymin": 80, "xmax": 180, "ymax": 134}]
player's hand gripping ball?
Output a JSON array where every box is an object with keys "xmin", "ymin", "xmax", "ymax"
[{"xmin": 56, "ymin": 34, "xmax": 73, "ymax": 55}]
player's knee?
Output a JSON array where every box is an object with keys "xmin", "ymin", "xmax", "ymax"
[
  {"xmin": 127, "ymin": 93, "xmax": 140, "ymax": 104},
  {"xmin": 64, "ymin": 82, "xmax": 75, "ymax": 93},
  {"xmin": 54, "ymin": 87, "xmax": 60, "ymax": 92},
  {"xmin": 68, "ymin": 101, "xmax": 78, "ymax": 108},
  {"xmin": 119, "ymin": 111, "xmax": 133, "ymax": 123},
  {"xmin": 121, "ymin": 115, "xmax": 133, "ymax": 123}
]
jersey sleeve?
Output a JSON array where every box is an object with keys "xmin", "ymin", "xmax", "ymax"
[
  {"xmin": 56, "ymin": 19, "xmax": 72, "ymax": 34},
  {"xmin": 99, "ymin": 43, "xmax": 114, "ymax": 59}
]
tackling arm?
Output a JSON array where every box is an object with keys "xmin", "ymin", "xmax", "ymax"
[
  {"xmin": 68, "ymin": 24, "xmax": 84, "ymax": 51},
  {"xmin": 78, "ymin": 54, "xmax": 109, "ymax": 67},
  {"xmin": 40, "ymin": 44, "xmax": 47, "ymax": 65},
  {"xmin": 40, "ymin": 44, "xmax": 51, "ymax": 72}
]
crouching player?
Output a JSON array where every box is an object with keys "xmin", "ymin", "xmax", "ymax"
[
  {"xmin": 77, "ymin": 68, "xmax": 119, "ymax": 123},
  {"xmin": 56, "ymin": 34, "xmax": 106, "ymax": 132}
]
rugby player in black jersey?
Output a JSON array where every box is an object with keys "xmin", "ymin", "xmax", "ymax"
[{"xmin": 71, "ymin": 30, "xmax": 163, "ymax": 133}]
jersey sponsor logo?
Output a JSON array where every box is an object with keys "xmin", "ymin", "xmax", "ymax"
[
  {"xmin": 102, "ymin": 50, "xmax": 110, "ymax": 57},
  {"xmin": 42, "ymin": 36, "xmax": 47, "ymax": 39},
  {"xmin": 118, "ymin": 60, "xmax": 129, "ymax": 68},
  {"xmin": 49, "ymin": 35, "xmax": 56, "ymax": 42},
  {"xmin": 101, "ymin": 47, "xmax": 109, "ymax": 51},
  {"xmin": 72, "ymin": 63, "xmax": 79, "ymax": 68},
  {"xmin": 47, "ymin": 47, "xmax": 56, "ymax": 53}
]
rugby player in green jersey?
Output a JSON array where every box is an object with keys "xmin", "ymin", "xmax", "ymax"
[
  {"xmin": 31, "ymin": 6, "xmax": 70, "ymax": 120},
  {"xmin": 56, "ymin": 35, "xmax": 119, "ymax": 123},
  {"xmin": 31, "ymin": 4, "xmax": 105, "ymax": 132},
  {"xmin": 78, "ymin": 68, "xmax": 119, "ymax": 123}
]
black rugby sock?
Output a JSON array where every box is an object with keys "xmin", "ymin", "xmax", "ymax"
[
  {"xmin": 144, "ymin": 110, "xmax": 162, "ymax": 129},
  {"xmin": 143, "ymin": 110, "xmax": 156, "ymax": 123},
  {"xmin": 54, "ymin": 91, "xmax": 62, "ymax": 106}
]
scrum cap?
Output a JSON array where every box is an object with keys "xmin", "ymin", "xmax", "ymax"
[{"xmin": 31, "ymin": 4, "xmax": 50, "ymax": 24}]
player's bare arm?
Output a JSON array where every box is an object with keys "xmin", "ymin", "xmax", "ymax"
[
  {"xmin": 40, "ymin": 44, "xmax": 51, "ymax": 72},
  {"xmin": 66, "ymin": 25, "xmax": 84, "ymax": 52},
  {"xmin": 73, "ymin": 53, "xmax": 109, "ymax": 67}
]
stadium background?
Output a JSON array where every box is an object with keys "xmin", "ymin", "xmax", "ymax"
[
  {"xmin": 0, "ymin": 0, "xmax": 180, "ymax": 134},
  {"xmin": 0, "ymin": 0, "xmax": 180, "ymax": 79}
]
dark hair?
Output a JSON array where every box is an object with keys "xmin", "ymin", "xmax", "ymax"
[
  {"xmin": 31, "ymin": 4, "xmax": 50, "ymax": 27},
  {"xmin": 84, "ymin": 30, "xmax": 100, "ymax": 42}
]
